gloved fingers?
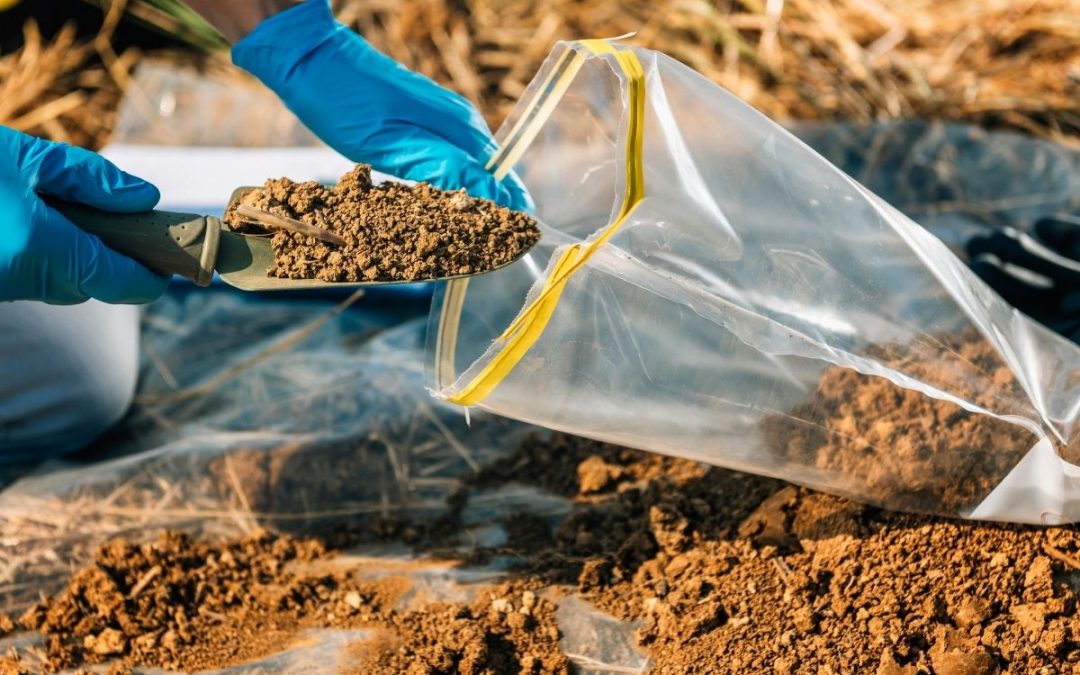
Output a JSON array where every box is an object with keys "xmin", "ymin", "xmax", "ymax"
[
  {"xmin": 15, "ymin": 133, "xmax": 160, "ymax": 213},
  {"xmin": 968, "ymin": 255, "xmax": 1063, "ymax": 320},
  {"xmin": 1033, "ymin": 214, "xmax": 1080, "ymax": 261},
  {"xmin": 233, "ymin": 2, "xmax": 499, "ymax": 163},
  {"xmin": 966, "ymin": 227, "xmax": 1080, "ymax": 289},
  {"xmin": 0, "ymin": 172, "xmax": 33, "ymax": 265},
  {"xmin": 497, "ymin": 168, "xmax": 535, "ymax": 214},
  {"xmin": 355, "ymin": 47, "xmax": 500, "ymax": 160},
  {"xmin": 38, "ymin": 203, "xmax": 170, "ymax": 305},
  {"xmin": 361, "ymin": 125, "xmax": 534, "ymax": 211}
]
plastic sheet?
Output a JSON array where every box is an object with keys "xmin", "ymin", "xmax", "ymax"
[
  {"xmin": 791, "ymin": 119, "xmax": 1080, "ymax": 256},
  {"xmin": 0, "ymin": 290, "xmax": 646, "ymax": 673},
  {"xmin": 428, "ymin": 40, "xmax": 1080, "ymax": 524}
]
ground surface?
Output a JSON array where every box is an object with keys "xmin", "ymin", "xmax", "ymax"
[{"xmin": 3, "ymin": 432, "xmax": 1078, "ymax": 674}]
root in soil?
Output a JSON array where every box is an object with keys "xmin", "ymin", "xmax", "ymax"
[{"xmin": 222, "ymin": 164, "xmax": 539, "ymax": 283}]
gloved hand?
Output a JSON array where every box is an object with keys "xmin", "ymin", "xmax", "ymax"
[
  {"xmin": 0, "ymin": 126, "xmax": 169, "ymax": 304},
  {"xmin": 967, "ymin": 214, "xmax": 1080, "ymax": 342},
  {"xmin": 232, "ymin": 0, "xmax": 531, "ymax": 211}
]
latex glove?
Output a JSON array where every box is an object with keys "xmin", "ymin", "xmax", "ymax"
[
  {"xmin": 232, "ymin": 0, "xmax": 531, "ymax": 211},
  {"xmin": 0, "ymin": 126, "xmax": 169, "ymax": 304},
  {"xmin": 967, "ymin": 214, "xmax": 1080, "ymax": 342}
]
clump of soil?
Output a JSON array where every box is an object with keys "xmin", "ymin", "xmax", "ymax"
[
  {"xmin": 15, "ymin": 530, "xmax": 565, "ymax": 674},
  {"xmin": 763, "ymin": 335, "xmax": 1037, "ymax": 514},
  {"xmin": 0, "ymin": 652, "xmax": 28, "ymax": 675},
  {"xmin": 472, "ymin": 431, "xmax": 705, "ymax": 498},
  {"xmin": 223, "ymin": 165, "xmax": 539, "ymax": 282},
  {"xmin": 355, "ymin": 583, "xmax": 568, "ymax": 675}
]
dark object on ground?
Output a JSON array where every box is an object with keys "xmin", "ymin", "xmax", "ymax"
[
  {"xmin": 968, "ymin": 214, "xmax": 1080, "ymax": 342},
  {"xmin": 795, "ymin": 120, "xmax": 1080, "ymax": 345}
]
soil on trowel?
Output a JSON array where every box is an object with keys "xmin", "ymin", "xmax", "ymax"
[
  {"xmin": 222, "ymin": 165, "xmax": 539, "ymax": 282},
  {"xmin": 763, "ymin": 333, "xmax": 1038, "ymax": 515}
]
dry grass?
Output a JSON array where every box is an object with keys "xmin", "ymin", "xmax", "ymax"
[
  {"xmin": 1, "ymin": 0, "xmax": 1077, "ymax": 149},
  {"xmin": 342, "ymin": 0, "xmax": 1080, "ymax": 145},
  {"xmin": 0, "ymin": 20, "xmax": 127, "ymax": 148}
]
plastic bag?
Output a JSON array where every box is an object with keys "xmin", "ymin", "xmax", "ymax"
[{"xmin": 428, "ymin": 40, "xmax": 1080, "ymax": 524}]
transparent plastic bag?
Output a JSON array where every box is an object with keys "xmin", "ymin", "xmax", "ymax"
[{"xmin": 428, "ymin": 40, "xmax": 1080, "ymax": 524}]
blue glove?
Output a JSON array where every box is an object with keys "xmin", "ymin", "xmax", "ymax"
[
  {"xmin": 232, "ymin": 0, "xmax": 531, "ymax": 211},
  {"xmin": 0, "ymin": 126, "xmax": 169, "ymax": 304}
]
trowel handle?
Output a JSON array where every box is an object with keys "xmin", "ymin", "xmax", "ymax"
[{"xmin": 49, "ymin": 199, "xmax": 221, "ymax": 287}]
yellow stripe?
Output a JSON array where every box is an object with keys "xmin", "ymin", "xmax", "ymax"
[
  {"xmin": 447, "ymin": 40, "xmax": 647, "ymax": 406},
  {"xmin": 486, "ymin": 47, "xmax": 583, "ymax": 178}
]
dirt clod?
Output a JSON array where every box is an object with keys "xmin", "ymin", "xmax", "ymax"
[
  {"xmin": 356, "ymin": 582, "xmax": 568, "ymax": 675},
  {"xmin": 223, "ymin": 165, "xmax": 539, "ymax": 283}
]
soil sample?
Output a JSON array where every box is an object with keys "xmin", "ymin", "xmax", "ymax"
[
  {"xmin": 763, "ymin": 334, "xmax": 1038, "ymax": 515},
  {"xmin": 223, "ymin": 165, "xmax": 540, "ymax": 282}
]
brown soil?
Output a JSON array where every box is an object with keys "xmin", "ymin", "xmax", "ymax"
[
  {"xmin": 9, "ymin": 431, "xmax": 1079, "ymax": 674},
  {"xmin": 486, "ymin": 433, "xmax": 1080, "ymax": 674},
  {"xmin": 222, "ymin": 165, "xmax": 539, "ymax": 283},
  {"xmin": 764, "ymin": 335, "xmax": 1038, "ymax": 515},
  {"xmin": 351, "ymin": 583, "xmax": 568, "ymax": 675},
  {"xmin": 0, "ymin": 653, "xmax": 28, "ymax": 675},
  {"xmin": 15, "ymin": 530, "xmax": 565, "ymax": 674}
]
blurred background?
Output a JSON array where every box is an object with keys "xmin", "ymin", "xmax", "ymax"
[{"xmin": 2, "ymin": 0, "xmax": 1078, "ymax": 151}]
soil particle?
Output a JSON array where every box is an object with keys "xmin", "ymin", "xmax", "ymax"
[
  {"xmin": 0, "ymin": 652, "xmax": 28, "ymax": 675},
  {"xmin": 763, "ymin": 335, "xmax": 1037, "ymax": 514},
  {"xmin": 223, "ymin": 165, "xmax": 539, "ymax": 283}
]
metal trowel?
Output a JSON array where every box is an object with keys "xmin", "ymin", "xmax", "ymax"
[{"xmin": 52, "ymin": 187, "xmax": 534, "ymax": 291}]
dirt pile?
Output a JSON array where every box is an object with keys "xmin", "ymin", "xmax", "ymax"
[
  {"xmin": 15, "ymin": 530, "xmax": 565, "ymax": 674},
  {"xmin": 477, "ymin": 433, "xmax": 1080, "ymax": 674},
  {"xmin": 763, "ymin": 335, "xmax": 1037, "ymax": 514},
  {"xmin": 223, "ymin": 165, "xmax": 539, "ymax": 283}
]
